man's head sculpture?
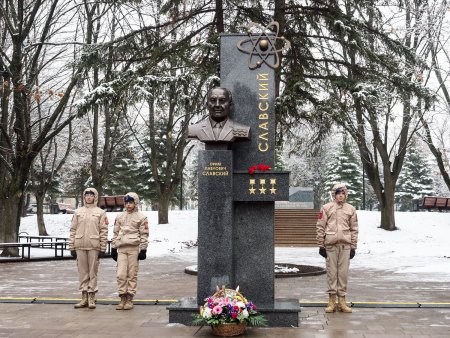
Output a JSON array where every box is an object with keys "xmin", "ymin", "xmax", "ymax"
[
  {"xmin": 187, "ymin": 87, "xmax": 251, "ymax": 143},
  {"xmin": 206, "ymin": 87, "xmax": 233, "ymax": 123}
]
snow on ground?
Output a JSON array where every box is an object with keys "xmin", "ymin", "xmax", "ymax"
[
  {"xmin": 18, "ymin": 210, "xmax": 198, "ymax": 258},
  {"xmin": 16, "ymin": 209, "xmax": 450, "ymax": 280},
  {"xmin": 276, "ymin": 210, "xmax": 450, "ymax": 281}
]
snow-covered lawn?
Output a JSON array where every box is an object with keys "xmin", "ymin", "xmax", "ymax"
[{"xmin": 15, "ymin": 209, "xmax": 450, "ymax": 281}]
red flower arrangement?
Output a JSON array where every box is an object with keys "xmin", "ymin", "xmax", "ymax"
[{"xmin": 248, "ymin": 163, "xmax": 271, "ymax": 175}]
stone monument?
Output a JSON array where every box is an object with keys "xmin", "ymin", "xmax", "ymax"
[{"xmin": 168, "ymin": 21, "xmax": 300, "ymax": 327}]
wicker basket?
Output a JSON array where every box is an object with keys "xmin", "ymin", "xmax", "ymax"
[
  {"xmin": 211, "ymin": 322, "xmax": 247, "ymax": 337},
  {"xmin": 211, "ymin": 288, "xmax": 247, "ymax": 302}
]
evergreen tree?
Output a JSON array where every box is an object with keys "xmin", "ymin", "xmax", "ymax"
[
  {"xmin": 104, "ymin": 144, "xmax": 152, "ymax": 199},
  {"xmin": 323, "ymin": 137, "xmax": 363, "ymax": 208},
  {"xmin": 63, "ymin": 162, "xmax": 92, "ymax": 208},
  {"xmin": 396, "ymin": 141, "xmax": 435, "ymax": 211}
]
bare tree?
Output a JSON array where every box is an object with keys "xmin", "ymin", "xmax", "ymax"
[
  {"xmin": 30, "ymin": 121, "xmax": 72, "ymax": 236},
  {"xmin": 0, "ymin": 0, "xmax": 83, "ymax": 255},
  {"xmin": 417, "ymin": 0, "xmax": 450, "ymax": 192},
  {"xmin": 275, "ymin": 1, "xmax": 435, "ymax": 230}
]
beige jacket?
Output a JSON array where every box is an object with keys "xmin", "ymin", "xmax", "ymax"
[
  {"xmin": 316, "ymin": 201, "xmax": 358, "ymax": 249},
  {"xmin": 69, "ymin": 188, "xmax": 109, "ymax": 252},
  {"xmin": 112, "ymin": 192, "xmax": 149, "ymax": 251}
]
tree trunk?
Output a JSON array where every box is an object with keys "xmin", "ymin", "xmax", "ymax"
[
  {"xmin": 0, "ymin": 196, "xmax": 21, "ymax": 256},
  {"xmin": 313, "ymin": 187, "xmax": 323, "ymax": 209},
  {"xmin": 36, "ymin": 194, "xmax": 49, "ymax": 236},
  {"xmin": 379, "ymin": 195, "xmax": 396, "ymax": 231},
  {"xmin": 378, "ymin": 175, "xmax": 397, "ymax": 231},
  {"xmin": 214, "ymin": 0, "xmax": 224, "ymax": 33},
  {"xmin": 273, "ymin": 0, "xmax": 285, "ymax": 98},
  {"xmin": 157, "ymin": 193, "xmax": 170, "ymax": 224},
  {"xmin": 419, "ymin": 113, "xmax": 450, "ymax": 191},
  {"xmin": 75, "ymin": 196, "xmax": 79, "ymax": 209},
  {"xmin": 22, "ymin": 193, "xmax": 31, "ymax": 217}
]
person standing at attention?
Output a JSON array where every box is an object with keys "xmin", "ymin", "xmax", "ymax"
[
  {"xmin": 111, "ymin": 192, "xmax": 149, "ymax": 310},
  {"xmin": 69, "ymin": 187, "xmax": 109, "ymax": 309},
  {"xmin": 316, "ymin": 183, "xmax": 358, "ymax": 313}
]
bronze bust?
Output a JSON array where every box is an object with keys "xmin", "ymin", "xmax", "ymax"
[{"xmin": 188, "ymin": 87, "xmax": 251, "ymax": 142}]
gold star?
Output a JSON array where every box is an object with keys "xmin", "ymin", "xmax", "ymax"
[
  {"xmin": 270, "ymin": 187, "xmax": 277, "ymax": 194},
  {"xmin": 259, "ymin": 187, "xmax": 266, "ymax": 194},
  {"xmin": 249, "ymin": 188, "xmax": 256, "ymax": 194}
]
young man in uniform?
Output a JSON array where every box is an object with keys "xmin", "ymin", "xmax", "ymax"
[
  {"xmin": 111, "ymin": 192, "xmax": 149, "ymax": 310},
  {"xmin": 316, "ymin": 183, "xmax": 358, "ymax": 313},
  {"xmin": 69, "ymin": 187, "xmax": 109, "ymax": 309}
]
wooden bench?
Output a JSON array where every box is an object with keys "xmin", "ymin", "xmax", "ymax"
[
  {"xmin": 412, "ymin": 196, "xmax": 450, "ymax": 212},
  {"xmin": 115, "ymin": 195, "xmax": 125, "ymax": 210},
  {"xmin": 275, "ymin": 209, "xmax": 319, "ymax": 247},
  {"xmin": 98, "ymin": 195, "xmax": 125, "ymax": 212},
  {"xmin": 435, "ymin": 197, "xmax": 449, "ymax": 211},
  {"xmin": 57, "ymin": 202, "xmax": 75, "ymax": 214}
]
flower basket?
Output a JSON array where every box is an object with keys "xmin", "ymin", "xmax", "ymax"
[
  {"xmin": 192, "ymin": 286, "xmax": 267, "ymax": 333},
  {"xmin": 211, "ymin": 322, "xmax": 247, "ymax": 337}
]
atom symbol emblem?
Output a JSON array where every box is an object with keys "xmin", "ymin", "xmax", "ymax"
[{"xmin": 236, "ymin": 21, "xmax": 291, "ymax": 70}]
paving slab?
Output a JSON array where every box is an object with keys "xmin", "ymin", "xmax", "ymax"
[{"xmin": 1, "ymin": 250, "xmax": 450, "ymax": 337}]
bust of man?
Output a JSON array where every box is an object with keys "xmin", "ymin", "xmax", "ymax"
[{"xmin": 187, "ymin": 87, "xmax": 251, "ymax": 142}]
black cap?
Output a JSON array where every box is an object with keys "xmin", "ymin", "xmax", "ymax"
[{"xmin": 124, "ymin": 195, "xmax": 135, "ymax": 203}]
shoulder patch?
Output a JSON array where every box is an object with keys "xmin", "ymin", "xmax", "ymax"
[
  {"xmin": 104, "ymin": 217, "xmax": 109, "ymax": 225},
  {"xmin": 318, "ymin": 210, "xmax": 323, "ymax": 220},
  {"xmin": 143, "ymin": 220, "xmax": 149, "ymax": 230}
]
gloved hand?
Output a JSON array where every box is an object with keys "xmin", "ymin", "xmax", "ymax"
[
  {"xmin": 350, "ymin": 248, "xmax": 356, "ymax": 259},
  {"xmin": 111, "ymin": 248, "xmax": 118, "ymax": 261},
  {"xmin": 138, "ymin": 250, "xmax": 147, "ymax": 260},
  {"xmin": 70, "ymin": 250, "xmax": 77, "ymax": 259},
  {"xmin": 319, "ymin": 247, "xmax": 327, "ymax": 258}
]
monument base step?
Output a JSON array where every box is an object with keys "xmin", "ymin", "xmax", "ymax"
[{"xmin": 167, "ymin": 297, "xmax": 301, "ymax": 327}]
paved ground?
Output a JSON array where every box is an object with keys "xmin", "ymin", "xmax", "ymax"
[{"xmin": 1, "ymin": 252, "xmax": 450, "ymax": 337}]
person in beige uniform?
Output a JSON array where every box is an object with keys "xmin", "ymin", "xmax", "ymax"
[
  {"xmin": 316, "ymin": 183, "xmax": 358, "ymax": 313},
  {"xmin": 69, "ymin": 187, "xmax": 108, "ymax": 309},
  {"xmin": 111, "ymin": 192, "xmax": 149, "ymax": 310}
]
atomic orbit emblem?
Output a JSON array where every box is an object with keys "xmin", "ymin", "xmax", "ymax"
[{"xmin": 236, "ymin": 21, "xmax": 291, "ymax": 70}]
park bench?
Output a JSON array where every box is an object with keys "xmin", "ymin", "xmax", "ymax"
[
  {"xmin": 19, "ymin": 236, "xmax": 112, "ymax": 256},
  {"xmin": 274, "ymin": 209, "xmax": 319, "ymax": 247},
  {"xmin": 0, "ymin": 235, "xmax": 68, "ymax": 260},
  {"xmin": 435, "ymin": 197, "xmax": 449, "ymax": 211},
  {"xmin": 1, "ymin": 237, "xmax": 112, "ymax": 261},
  {"xmin": 0, "ymin": 241, "xmax": 66, "ymax": 260},
  {"xmin": 98, "ymin": 195, "xmax": 125, "ymax": 212},
  {"xmin": 0, "ymin": 242, "xmax": 33, "ymax": 259},
  {"xmin": 57, "ymin": 202, "xmax": 74, "ymax": 214},
  {"xmin": 411, "ymin": 196, "xmax": 450, "ymax": 212},
  {"xmin": 19, "ymin": 235, "xmax": 68, "ymax": 257}
]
